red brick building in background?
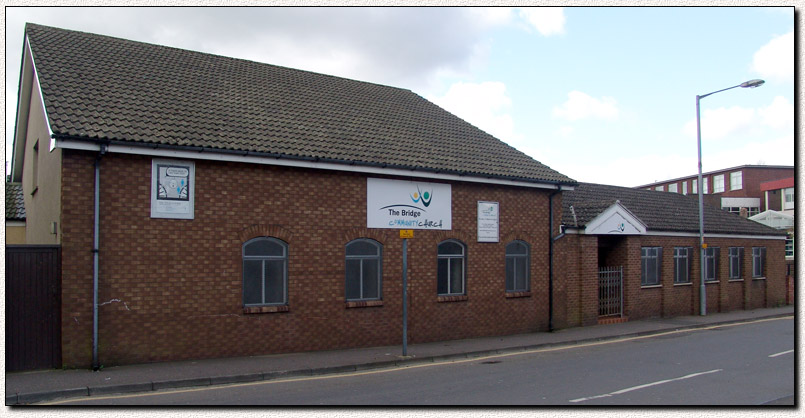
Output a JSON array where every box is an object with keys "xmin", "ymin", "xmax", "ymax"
[
  {"xmin": 636, "ymin": 165, "xmax": 794, "ymax": 217},
  {"xmin": 8, "ymin": 24, "xmax": 788, "ymax": 370}
]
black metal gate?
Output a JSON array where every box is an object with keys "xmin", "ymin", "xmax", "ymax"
[
  {"xmin": 5, "ymin": 245, "xmax": 62, "ymax": 371},
  {"xmin": 598, "ymin": 266, "xmax": 623, "ymax": 317}
]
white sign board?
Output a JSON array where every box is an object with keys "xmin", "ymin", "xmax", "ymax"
[
  {"xmin": 477, "ymin": 201, "xmax": 499, "ymax": 242},
  {"xmin": 367, "ymin": 178, "xmax": 451, "ymax": 230},
  {"xmin": 151, "ymin": 159, "xmax": 195, "ymax": 219}
]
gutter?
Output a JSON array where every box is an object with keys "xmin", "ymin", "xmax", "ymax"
[
  {"xmin": 547, "ymin": 186, "xmax": 563, "ymax": 332},
  {"xmin": 92, "ymin": 144, "xmax": 108, "ymax": 371},
  {"xmin": 51, "ymin": 134, "xmax": 579, "ymax": 190}
]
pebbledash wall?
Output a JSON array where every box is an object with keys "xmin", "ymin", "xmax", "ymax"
[
  {"xmin": 60, "ymin": 150, "xmax": 562, "ymax": 367},
  {"xmin": 554, "ymin": 234, "xmax": 786, "ymax": 330}
]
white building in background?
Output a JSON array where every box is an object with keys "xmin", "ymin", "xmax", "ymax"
[{"xmin": 750, "ymin": 210, "xmax": 794, "ymax": 260}]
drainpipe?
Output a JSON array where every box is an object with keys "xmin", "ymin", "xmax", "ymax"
[
  {"xmin": 548, "ymin": 186, "xmax": 562, "ymax": 332},
  {"xmin": 92, "ymin": 144, "xmax": 107, "ymax": 371}
]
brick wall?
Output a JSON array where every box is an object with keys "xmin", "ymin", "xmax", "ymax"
[
  {"xmin": 59, "ymin": 151, "xmax": 559, "ymax": 367},
  {"xmin": 639, "ymin": 167, "xmax": 793, "ymax": 212},
  {"xmin": 559, "ymin": 233, "xmax": 787, "ymax": 323}
]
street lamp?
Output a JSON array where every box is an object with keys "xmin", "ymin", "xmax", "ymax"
[{"xmin": 696, "ymin": 79, "xmax": 764, "ymax": 316}]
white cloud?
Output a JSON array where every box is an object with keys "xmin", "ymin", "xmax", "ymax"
[
  {"xmin": 558, "ymin": 126, "xmax": 575, "ymax": 137},
  {"xmin": 518, "ymin": 7, "xmax": 566, "ymax": 36},
  {"xmin": 683, "ymin": 96, "xmax": 793, "ymax": 140},
  {"xmin": 464, "ymin": 7, "xmax": 514, "ymax": 27},
  {"xmin": 683, "ymin": 106, "xmax": 757, "ymax": 141},
  {"xmin": 552, "ymin": 91, "xmax": 619, "ymax": 121},
  {"xmin": 554, "ymin": 153, "xmax": 694, "ymax": 187},
  {"xmin": 705, "ymin": 133, "xmax": 794, "ymax": 170},
  {"xmin": 752, "ymin": 31, "xmax": 793, "ymax": 82},
  {"xmin": 427, "ymin": 81, "xmax": 521, "ymax": 143},
  {"xmin": 758, "ymin": 96, "xmax": 794, "ymax": 130}
]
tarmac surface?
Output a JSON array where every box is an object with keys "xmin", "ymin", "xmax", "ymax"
[{"xmin": 4, "ymin": 305, "xmax": 796, "ymax": 405}]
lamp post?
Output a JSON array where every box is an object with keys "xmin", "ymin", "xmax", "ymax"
[{"xmin": 696, "ymin": 79, "xmax": 764, "ymax": 316}]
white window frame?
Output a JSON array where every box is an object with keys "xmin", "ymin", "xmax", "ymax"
[
  {"xmin": 728, "ymin": 247, "xmax": 743, "ymax": 280},
  {"xmin": 242, "ymin": 237, "xmax": 288, "ymax": 306},
  {"xmin": 682, "ymin": 181, "xmax": 688, "ymax": 195},
  {"xmin": 641, "ymin": 247, "xmax": 662, "ymax": 286},
  {"xmin": 784, "ymin": 187, "xmax": 794, "ymax": 210},
  {"xmin": 713, "ymin": 175, "xmax": 725, "ymax": 193},
  {"xmin": 438, "ymin": 240, "xmax": 466, "ymax": 296},
  {"xmin": 786, "ymin": 233, "xmax": 794, "ymax": 259},
  {"xmin": 692, "ymin": 179, "xmax": 698, "ymax": 194},
  {"xmin": 730, "ymin": 171, "xmax": 743, "ymax": 191},
  {"xmin": 673, "ymin": 247, "xmax": 691, "ymax": 284},
  {"xmin": 668, "ymin": 183, "xmax": 678, "ymax": 193},
  {"xmin": 752, "ymin": 247, "xmax": 766, "ymax": 278},
  {"xmin": 704, "ymin": 247, "xmax": 719, "ymax": 282},
  {"xmin": 505, "ymin": 240, "xmax": 530, "ymax": 292},
  {"xmin": 345, "ymin": 239, "xmax": 383, "ymax": 301},
  {"xmin": 655, "ymin": 185, "xmax": 664, "ymax": 192}
]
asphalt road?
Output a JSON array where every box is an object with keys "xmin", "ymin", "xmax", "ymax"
[{"xmin": 45, "ymin": 317, "xmax": 795, "ymax": 406}]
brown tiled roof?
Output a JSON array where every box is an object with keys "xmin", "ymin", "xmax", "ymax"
[
  {"xmin": 25, "ymin": 23, "xmax": 575, "ymax": 186},
  {"xmin": 5, "ymin": 182, "xmax": 25, "ymax": 221},
  {"xmin": 562, "ymin": 182, "xmax": 785, "ymax": 236}
]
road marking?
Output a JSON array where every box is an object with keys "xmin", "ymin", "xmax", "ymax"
[
  {"xmin": 569, "ymin": 369, "xmax": 722, "ymax": 403},
  {"xmin": 769, "ymin": 349, "xmax": 794, "ymax": 358},
  {"xmin": 41, "ymin": 315, "xmax": 792, "ymax": 405}
]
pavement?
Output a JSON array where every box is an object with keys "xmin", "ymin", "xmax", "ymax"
[{"xmin": 5, "ymin": 305, "xmax": 795, "ymax": 405}]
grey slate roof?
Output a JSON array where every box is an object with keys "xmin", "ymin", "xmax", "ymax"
[
  {"xmin": 562, "ymin": 182, "xmax": 785, "ymax": 236},
  {"xmin": 24, "ymin": 23, "xmax": 575, "ymax": 186},
  {"xmin": 5, "ymin": 182, "xmax": 25, "ymax": 221}
]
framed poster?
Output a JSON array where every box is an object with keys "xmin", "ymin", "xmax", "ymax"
[
  {"xmin": 367, "ymin": 178, "xmax": 451, "ymax": 230},
  {"xmin": 477, "ymin": 201, "xmax": 499, "ymax": 242},
  {"xmin": 151, "ymin": 159, "xmax": 195, "ymax": 219}
]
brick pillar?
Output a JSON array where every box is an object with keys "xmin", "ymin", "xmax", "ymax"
[
  {"xmin": 718, "ymin": 248, "xmax": 729, "ymax": 313},
  {"xmin": 622, "ymin": 236, "xmax": 641, "ymax": 320},
  {"xmin": 661, "ymin": 245, "xmax": 674, "ymax": 317},
  {"xmin": 579, "ymin": 235, "xmax": 599, "ymax": 326}
]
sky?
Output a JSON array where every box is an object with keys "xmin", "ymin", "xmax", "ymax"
[{"xmin": 3, "ymin": 5, "xmax": 797, "ymax": 187}]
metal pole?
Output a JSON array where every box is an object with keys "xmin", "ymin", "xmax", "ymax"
[
  {"xmin": 402, "ymin": 237, "xmax": 408, "ymax": 356},
  {"xmin": 696, "ymin": 95, "xmax": 706, "ymax": 316},
  {"xmin": 694, "ymin": 80, "xmax": 763, "ymax": 316}
]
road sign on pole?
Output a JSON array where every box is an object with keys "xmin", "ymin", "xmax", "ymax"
[{"xmin": 402, "ymin": 237, "xmax": 408, "ymax": 356}]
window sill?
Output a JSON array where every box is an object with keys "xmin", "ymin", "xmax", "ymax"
[
  {"xmin": 673, "ymin": 282, "xmax": 692, "ymax": 287},
  {"xmin": 640, "ymin": 284, "xmax": 662, "ymax": 289},
  {"xmin": 505, "ymin": 291, "xmax": 531, "ymax": 298},
  {"xmin": 728, "ymin": 279, "xmax": 744, "ymax": 282},
  {"xmin": 705, "ymin": 280, "xmax": 720, "ymax": 284},
  {"xmin": 752, "ymin": 277, "xmax": 767, "ymax": 281},
  {"xmin": 437, "ymin": 295, "xmax": 468, "ymax": 303},
  {"xmin": 346, "ymin": 300, "xmax": 383, "ymax": 308},
  {"xmin": 243, "ymin": 305, "xmax": 289, "ymax": 314}
]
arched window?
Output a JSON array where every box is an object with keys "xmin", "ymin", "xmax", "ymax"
[
  {"xmin": 345, "ymin": 239, "xmax": 382, "ymax": 301},
  {"xmin": 242, "ymin": 237, "xmax": 288, "ymax": 306},
  {"xmin": 437, "ymin": 240, "xmax": 466, "ymax": 295},
  {"xmin": 505, "ymin": 240, "xmax": 530, "ymax": 292}
]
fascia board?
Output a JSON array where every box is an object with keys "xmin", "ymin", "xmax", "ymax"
[
  {"xmin": 52, "ymin": 138, "xmax": 576, "ymax": 191},
  {"xmin": 584, "ymin": 201, "xmax": 647, "ymax": 235},
  {"xmin": 564, "ymin": 228, "xmax": 784, "ymax": 240}
]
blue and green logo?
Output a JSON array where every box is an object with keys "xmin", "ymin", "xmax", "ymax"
[{"xmin": 410, "ymin": 186, "xmax": 433, "ymax": 207}]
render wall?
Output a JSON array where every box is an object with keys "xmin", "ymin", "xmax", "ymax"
[
  {"xmin": 5, "ymin": 224, "xmax": 26, "ymax": 244},
  {"xmin": 21, "ymin": 78, "xmax": 62, "ymax": 245},
  {"xmin": 59, "ymin": 150, "xmax": 558, "ymax": 367}
]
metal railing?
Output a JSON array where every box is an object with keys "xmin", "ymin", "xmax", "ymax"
[{"xmin": 599, "ymin": 266, "xmax": 623, "ymax": 317}]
